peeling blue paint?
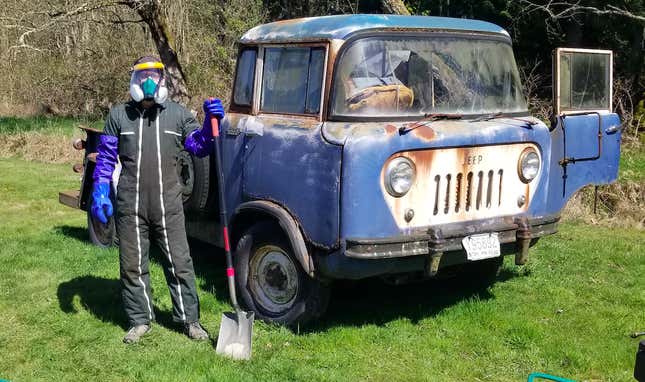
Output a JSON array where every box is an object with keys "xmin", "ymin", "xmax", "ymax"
[
  {"xmin": 240, "ymin": 14, "xmax": 509, "ymax": 44},
  {"xmin": 544, "ymin": 113, "xmax": 622, "ymax": 214},
  {"xmin": 224, "ymin": 115, "xmax": 342, "ymax": 248}
]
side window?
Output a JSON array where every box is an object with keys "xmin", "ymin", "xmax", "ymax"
[
  {"xmin": 233, "ymin": 48, "xmax": 257, "ymax": 107},
  {"xmin": 555, "ymin": 48, "xmax": 612, "ymax": 114},
  {"xmin": 261, "ymin": 47, "xmax": 325, "ymax": 115}
]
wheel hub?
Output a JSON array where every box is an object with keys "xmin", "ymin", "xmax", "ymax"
[{"xmin": 249, "ymin": 245, "xmax": 299, "ymax": 313}]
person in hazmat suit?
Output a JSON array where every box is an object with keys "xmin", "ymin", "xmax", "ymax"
[{"xmin": 91, "ymin": 56, "xmax": 224, "ymax": 343}]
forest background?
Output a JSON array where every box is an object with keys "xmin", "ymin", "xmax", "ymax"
[{"xmin": 1, "ymin": 0, "xmax": 644, "ymax": 127}]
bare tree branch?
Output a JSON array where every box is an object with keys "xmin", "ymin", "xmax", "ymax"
[
  {"xmin": 2, "ymin": 0, "xmax": 190, "ymax": 104},
  {"xmin": 519, "ymin": 0, "xmax": 645, "ymax": 24},
  {"xmin": 7, "ymin": 1, "xmax": 127, "ymax": 51}
]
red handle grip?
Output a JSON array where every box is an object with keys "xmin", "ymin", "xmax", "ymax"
[
  {"xmin": 208, "ymin": 97, "xmax": 220, "ymax": 138},
  {"xmin": 211, "ymin": 116, "xmax": 219, "ymax": 138}
]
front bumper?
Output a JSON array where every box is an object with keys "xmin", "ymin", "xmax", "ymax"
[{"xmin": 317, "ymin": 214, "xmax": 559, "ymax": 280}]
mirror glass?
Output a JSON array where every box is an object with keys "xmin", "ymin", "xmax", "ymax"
[{"xmin": 558, "ymin": 51, "xmax": 611, "ymax": 112}]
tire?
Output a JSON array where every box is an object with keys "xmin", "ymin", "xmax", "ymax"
[
  {"xmin": 87, "ymin": 209, "xmax": 116, "ymax": 248},
  {"xmin": 234, "ymin": 221, "xmax": 330, "ymax": 326},
  {"xmin": 176, "ymin": 150, "xmax": 210, "ymax": 212}
]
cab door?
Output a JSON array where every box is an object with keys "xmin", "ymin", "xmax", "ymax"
[
  {"xmin": 237, "ymin": 44, "xmax": 342, "ymax": 248},
  {"xmin": 547, "ymin": 48, "xmax": 621, "ymax": 211}
]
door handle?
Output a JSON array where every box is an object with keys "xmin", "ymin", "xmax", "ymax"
[{"xmin": 605, "ymin": 125, "xmax": 621, "ymax": 135}]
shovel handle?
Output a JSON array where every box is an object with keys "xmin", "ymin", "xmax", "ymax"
[
  {"xmin": 210, "ymin": 116, "xmax": 220, "ymax": 138},
  {"xmin": 208, "ymin": 98, "xmax": 240, "ymax": 310}
]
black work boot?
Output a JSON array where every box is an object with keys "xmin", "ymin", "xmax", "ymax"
[
  {"xmin": 123, "ymin": 324, "xmax": 151, "ymax": 344},
  {"xmin": 184, "ymin": 321, "xmax": 209, "ymax": 340}
]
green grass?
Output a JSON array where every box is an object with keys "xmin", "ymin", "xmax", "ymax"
[
  {"xmin": 0, "ymin": 157, "xmax": 643, "ymax": 381},
  {"xmin": 0, "ymin": 116, "xmax": 103, "ymax": 136},
  {"xmin": 619, "ymin": 143, "xmax": 645, "ymax": 182}
]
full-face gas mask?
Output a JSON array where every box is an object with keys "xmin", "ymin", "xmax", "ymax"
[{"xmin": 129, "ymin": 60, "xmax": 168, "ymax": 104}]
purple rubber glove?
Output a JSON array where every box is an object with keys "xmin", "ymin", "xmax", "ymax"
[
  {"xmin": 91, "ymin": 182, "xmax": 113, "ymax": 224},
  {"xmin": 93, "ymin": 135, "xmax": 118, "ymax": 184},
  {"xmin": 184, "ymin": 99, "xmax": 225, "ymax": 157},
  {"xmin": 91, "ymin": 134, "xmax": 118, "ymax": 224}
]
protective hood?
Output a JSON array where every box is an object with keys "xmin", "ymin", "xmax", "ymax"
[{"xmin": 129, "ymin": 61, "xmax": 168, "ymax": 104}]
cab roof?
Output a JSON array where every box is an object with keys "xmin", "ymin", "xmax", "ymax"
[{"xmin": 240, "ymin": 14, "xmax": 509, "ymax": 44}]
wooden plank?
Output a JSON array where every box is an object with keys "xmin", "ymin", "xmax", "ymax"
[{"xmin": 59, "ymin": 189, "xmax": 80, "ymax": 209}]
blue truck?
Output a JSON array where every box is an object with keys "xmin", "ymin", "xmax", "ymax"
[{"xmin": 60, "ymin": 15, "xmax": 622, "ymax": 325}]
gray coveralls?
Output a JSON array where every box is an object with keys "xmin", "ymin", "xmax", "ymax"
[{"xmin": 104, "ymin": 100, "xmax": 201, "ymax": 326}]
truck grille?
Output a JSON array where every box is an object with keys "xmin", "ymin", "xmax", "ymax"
[
  {"xmin": 381, "ymin": 143, "xmax": 541, "ymax": 228},
  {"xmin": 432, "ymin": 169, "xmax": 503, "ymax": 216}
]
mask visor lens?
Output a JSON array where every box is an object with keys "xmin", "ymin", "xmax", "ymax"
[{"xmin": 130, "ymin": 68, "xmax": 162, "ymax": 99}]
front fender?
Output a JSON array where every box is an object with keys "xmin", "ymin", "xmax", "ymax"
[{"xmin": 233, "ymin": 200, "xmax": 314, "ymax": 277}]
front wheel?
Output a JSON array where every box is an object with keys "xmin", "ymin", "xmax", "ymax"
[{"xmin": 234, "ymin": 222, "xmax": 329, "ymax": 326}]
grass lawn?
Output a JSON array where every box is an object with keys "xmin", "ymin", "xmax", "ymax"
[
  {"xmin": 0, "ymin": 116, "xmax": 103, "ymax": 135},
  {"xmin": 620, "ymin": 142, "xmax": 645, "ymax": 183},
  {"xmin": 0, "ymin": 158, "xmax": 643, "ymax": 381}
]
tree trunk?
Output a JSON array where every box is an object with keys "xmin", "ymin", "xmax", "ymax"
[
  {"xmin": 381, "ymin": 0, "xmax": 410, "ymax": 15},
  {"xmin": 128, "ymin": 0, "xmax": 191, "ymax": 105}
]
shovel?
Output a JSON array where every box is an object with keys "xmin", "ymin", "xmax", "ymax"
[{"xmin": 208, "ymin": 104, "xmax": 254, "ymax": 360}]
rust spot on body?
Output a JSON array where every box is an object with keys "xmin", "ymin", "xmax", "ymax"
[
  {"xmin": 411, "ymin": 125, "xmax": 436, "ymax": 141},
  {"xmin": 381, "ymin": 143, "xmax": 541, "ymax": 228},
  {"xmin": 323, "ymin": 40, "xmax": 342, "ymax": 121},
  {"xmin": 384, "ymin": 124, "xmax": 398, "ymax": 135}
]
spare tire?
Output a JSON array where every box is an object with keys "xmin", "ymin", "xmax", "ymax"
[{"xmin": 176, "ymin": 150, "xmax": 210, "ymax": 212}]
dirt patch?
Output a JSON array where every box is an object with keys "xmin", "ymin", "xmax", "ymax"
[
  {"xmin": 0, "ymin": 102, "xmax": 40, "ymax": 117},
  {"xmin": 0, "ymin": 132, "xmax": 83, "ymax": 164}
]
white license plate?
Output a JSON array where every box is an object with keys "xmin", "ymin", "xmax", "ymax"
[{"xmin": 462, "ymin": 233, "xmax": 501, "ymax": 261}]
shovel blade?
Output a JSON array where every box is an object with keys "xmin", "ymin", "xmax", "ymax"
[{"xmin": 215, "ymin": 311, "xmax": 254, "ymax": 360}]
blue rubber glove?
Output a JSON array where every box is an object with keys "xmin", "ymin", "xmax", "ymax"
[
  {"xmin": 204, "ymin": 98, "xmax": 225, "ymax": 120},
  {"xmin": 202, "ymin": 98, "xmax": 225, "ymax": 136},
  {"xmin": 91, "ymin": 182, "xmax": 113, "ymax": 224}
]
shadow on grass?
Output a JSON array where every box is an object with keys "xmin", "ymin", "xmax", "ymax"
[
  {"xmin": 305, "ymin": 267, "xmax": 523, "ymax": 333},
  {"xmin": 56, "ymin": 235, "xmax": 526, "ymax": 334},
  {"xmin": 57, "ymin": 276, "xmax": 129, "ymax": 329},
  {"xmin": 54, "ymin": 225, "xmax": 89, "ymax": 244},
  {"xmin": 55, "ymin": 240, "xmax": 222, "ymax": 332},
  {"xmin": 187, "ymin": 239, "xmax": 229, "ymax": 302},
  {"xmin": 186, "ymin": 239, "xmax": 526, "ymax": 333},
  {"xmin": 57, "ymin": 275, "xmax": 179, "ymax": 331}
]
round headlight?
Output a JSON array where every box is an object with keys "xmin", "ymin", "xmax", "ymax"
[
  {"xmin": 518, "ymin": 148, "xmax": 540, "ymax": 183},
  {"xmin": 385, "ymin": 157, "xmax": 416, "ymax": 197}
]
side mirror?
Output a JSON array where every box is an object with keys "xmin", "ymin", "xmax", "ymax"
[{"xmin": 553, "ymin": 48, "xmax": 613, "ymax": 115}]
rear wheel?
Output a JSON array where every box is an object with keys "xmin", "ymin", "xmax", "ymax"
[
  {"xmin": 234, "ymin": 222, "xmax": 329, "ymax": 326},
  {"xmin": 87, "ymin": 209, "xmax": 116, "ymax": 248},
  {"xmin": 177, "ymin": 150, "xmax": 210, "ymax": 212}
]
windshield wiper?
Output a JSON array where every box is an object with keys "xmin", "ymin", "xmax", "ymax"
[
  {"xmin": 399, "ymin": 113, "xmax": 463, "ymax": 135},
  {"xmin": 470, "ymin": 112, "xmax": 538, "ymax": 127},
  {"xmin": 470, "ymin": 112, "xmax": 504, "ymax": 122}
]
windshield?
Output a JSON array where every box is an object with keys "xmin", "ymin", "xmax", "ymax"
[{"xmin": 332, "ymin": 35, "xmax": 528, "ymax": 118}]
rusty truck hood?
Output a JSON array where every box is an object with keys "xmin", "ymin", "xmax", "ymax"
[
  {"xmin": 328, "ymin": 117, "xmax": 555, "ymax": 239},
  {"xmin": 322, "ymin": 117, "xmax": 545, "ymax": 147}
]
